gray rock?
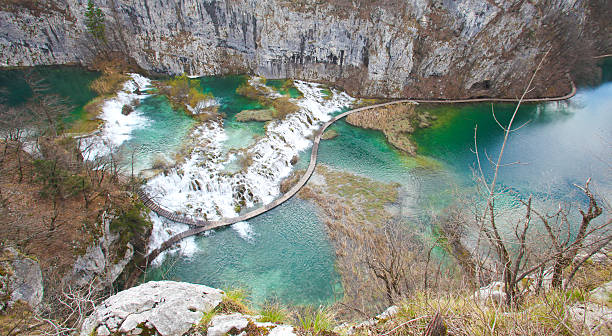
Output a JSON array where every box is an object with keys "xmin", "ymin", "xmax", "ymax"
[
  {"xmin": 0, "ymin": 0, "xmax": 603, "ymax": 98},
  {"xmin": 80, "ymin": 281, "xmax": 223, "ymax": 336},
  {"xmin": 66, "ymin": 212, "xmax": 134, "ymax": 289},
  {"xmin": 207, "ymin": 313, "xmax": 296, "ymax": 336},
  {"xmin": 569, "ymin": 302, "xmax": 612, "ymax": 334},
  {"xmin": 474, "ymin": 281, "xmax": 506, "ymax": 304},
  {"xmin": 97, "ymin": 325, "xmax": 111, "ymax": 336},
  {"xmin": 207, "ymin": 313, "xmax": 250, "ymax": 336},
  {"xmin": 0, "ymin": 247, "xmax": 43, "ymax": 310},
  {"xmin": 590, "ymin": 281, "xmax": 612, "ymax": 305}
]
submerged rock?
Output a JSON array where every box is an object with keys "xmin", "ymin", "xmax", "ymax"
[
  {"xmin": 80, "ymin": 281, "xmax": 223, "ymax": 336},
  {"xmin": 235, "ymin": 108, "xmax": 275, "ymax": 122},
  {"xmin": 321, "ymin": 129, "xmax": 338, "ymax": 140}
]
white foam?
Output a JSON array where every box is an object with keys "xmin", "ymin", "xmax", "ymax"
[
  {"xmin": 147, "ymin": 212, "xmax": 201, "ymax": 266},
  {"xmin": 231, "ymin": 221, "xmax": 255, "ymax": 241},
  {"xmin": 145, "ymin": 80, "xmax": 354, "ymax": 264},
  {"xmin": 80, "ymin": 73, "xmax": 152, "ymax": 160}
]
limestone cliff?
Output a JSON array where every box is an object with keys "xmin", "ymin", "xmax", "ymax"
[{"xmin": 1, "ymin": 0, "xmax": 609, "ymax": 98}]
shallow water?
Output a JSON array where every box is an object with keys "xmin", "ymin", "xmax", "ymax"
[{"xmin": 1, "ymin": 65, "xmax": 610, "ymax": 307}]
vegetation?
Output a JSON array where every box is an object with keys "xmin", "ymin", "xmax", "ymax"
[
  {"xmin": 258, "ymin": 301, "xmax": 290, "ymax": 324},
  {"xmin": 33, "ymin": 158, "xmax": 89, "ymax": 199},
  {"xmin": 84, "ymin": 0, "xmax": 106, "ymax": 42},
  {"xmin": 235, "ymin": 79, "xmax": 301, "ymax": 120},
  {"xmin": 296, "ymin": 306, "xmax": 336, "ymax": 335},
  {"xmin": 158, "ymin": 75, "xmax": 214, "ymax": 113},
  {"xmin": 89, "ymin": 72, "xmax": 128, "ymax": 96}
]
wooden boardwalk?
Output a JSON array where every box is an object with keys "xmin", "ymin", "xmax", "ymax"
[{"xmin": 137, "ymin": 81, "xmax": 577, "ymax": 268}]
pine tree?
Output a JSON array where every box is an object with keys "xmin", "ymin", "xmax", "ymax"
[{"xmin": 85, "ymin": 0, "xmax": 106, "ymax": 42}]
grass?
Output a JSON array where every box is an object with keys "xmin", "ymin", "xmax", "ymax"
[
  {"xmin": 219, "ymin": 288, "xmax": 251, "ymax": 314},
  {"xmin": 236, "ymin": 79, "xmax": 301, "ymax": 120},
  {"xmin": 296, "ymin": 306, "xmax": 336, "ymax": 335},
  {"xmin": 90, "ymin": 72, "xmax": 129, "ymax": 95},
  {"xmin": 258, "ymin": 301, "xmax": 290, "ymax": 324},
  {"xmin": 66, "ymin": 96, "xmax": 106, "ymax": 134}
]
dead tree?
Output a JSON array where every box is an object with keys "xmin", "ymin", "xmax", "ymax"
[{"xmin": 469, "ymin": 50, "xmax": 611, "ymax": 304}]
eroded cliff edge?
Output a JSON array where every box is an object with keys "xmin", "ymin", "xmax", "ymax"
[{"xmin": 1, "ymin": 0, "xmax": 610, "ymax": 98}]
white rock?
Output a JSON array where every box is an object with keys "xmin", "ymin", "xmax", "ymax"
[
  {"xmin": 590, "ymin": 281, "xmax": 612, "ymax": 305},
  {"xmin": 569, "ymin": 302, "xmax": 612, "ymax": 333},
  {"xmin": 268, "ymin": 325, "xmax": 297, "ymax": 335},
  {"xmin": 80, "ymin": 281, "xmax": 223, "ymax": 336},
  {"xmin": 475, "ymin": 281, "xmax": 506, "ymax": 303},
  {"xmin": 376, "ymin": 305, "xmax": 398, "ymax": 321},
  {"xmin": 96, "ymin": 325, "xmax": 110, "ymax": 336},
  {"xmin": 207, "ymin": 313, "xmax": 296, "ymax": 336},
  {"xmin": 207, "ymin": 313, "xmax": 250, "ymax": 336},
  {"xmin": 3, "ymin": 248, "xmax": 44, "ymax": 310}
]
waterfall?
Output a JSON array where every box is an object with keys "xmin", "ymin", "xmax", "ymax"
[{"xmin": 145, "ymin": 80, "xmax": 354, "ymax": 263}]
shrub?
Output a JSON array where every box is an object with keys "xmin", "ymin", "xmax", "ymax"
[
  {"xmin": 33, "ymin": 159, "xmax": 90, "ymax": 199},
  {"xmin": 296, "ymin": 306, "xmax": 336, "ymax": 335},
  {"xmin": 90, "ymin": 72, "xmax": 128, "ymax": 95},
  {"xmin": 258, "ymin": 301, "xmax": 290, "ymax": 324}
]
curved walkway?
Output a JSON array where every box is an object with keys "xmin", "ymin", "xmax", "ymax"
[{"xmin": 139, "ymin": 81, "xmax": 576, "ymax": 266}]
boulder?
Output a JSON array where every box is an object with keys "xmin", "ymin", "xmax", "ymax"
[
  {"xmin": 568, "ymin": 302, "xmax": 612, "ymax": 334},
  {"xmin": 0, "ymin": 247, "xmax": 43, "ymax": 311},
  {"xmin": 474, "ymin": 281, "xmax": 506, "ymax": 304},
  {"xmin": 66, "ymin": 212, "xmax": 134, "ymax": 289},
  {"xmin": 80, "ymin": 281, "xmax": 223, "ymax": 336}
]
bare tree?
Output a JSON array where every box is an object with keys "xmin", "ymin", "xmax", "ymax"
[{"xmin": 465, "ymin": 50, "xmax": 611, "ymax": 305}]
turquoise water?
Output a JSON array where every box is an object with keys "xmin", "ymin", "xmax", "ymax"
[
  {"xmin": 146, "ymin": 198, "xmax": 341, "ymax": 306},
  {"xmin": 133, "ymin": 70, "xmax": 612, "ymax": 306},
  {"xmin": 412, "ymin": 84, "xmax": 612, "ymax": 200},
  {"xmin": 1, "ymin": 65, "xmax": 610, "ymax": 308},
  {"xmin": 117, "ymin": 95, "xmax": 195, "ymax": 173},
  {"xmin": 0, "ymin": 66, "xmax": 100, "ymax": 124}
]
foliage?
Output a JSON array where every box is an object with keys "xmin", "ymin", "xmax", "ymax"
[
  {"xmin": 84, "ymin": 0, "xmax": 105, "ymax": 42},
  {"xmin": 110, "ymin": 201, "xmax": 151, "ymax": 240},
  {"xmin": 160, "ymin": 75, "xmax": 212, "ymax": 111},
  {"xmin": 33, "ymin": 159, "xmax": 89, "ymax": 199},
  {"xmin": 219, "ymin": 288, "xmax": 250, "ymax": 314},
  {"xmin": 257, "ymin": 300, "xmax": 290, "ymax": 324},
  {"xmin": 89, "ymin": 72, "xmax": 128, "ymax": 95},
  {"xmin": 296, "ymin": 306, "xmax": 336, "ymax": 335}
]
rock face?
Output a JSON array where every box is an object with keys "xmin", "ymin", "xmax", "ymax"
[
  {"xmin": 0, "ymin": 247, "xmax": 44, "ymax": 311},
  {"xmin": 65, "ymin": 211, "xmax": 134, "ymax": 289},
  {"xmin": 80, "ymin": 281, "xmax": 223, "ymax": 336},
  {"xmin": 1, "ymin": 0, "xmax": 608, "ymax": 98}
]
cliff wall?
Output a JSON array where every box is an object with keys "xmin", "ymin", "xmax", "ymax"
[{"xmin": 1, "ymin": 0, "xmax": 609, "ymax": 98}]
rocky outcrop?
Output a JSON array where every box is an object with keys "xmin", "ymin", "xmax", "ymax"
[
  {"xmin": 1, "ymin": 0, "xmax": 608, "ymax": 98},
  {"xmin": 80, "ymin": 281, "xmax": 224, "ymax": 336},
  {"xmin": 0, "ymin": 247, "xmax": 43, "ymax": 311},
  {"xmin": 65, "ymin": 211, "xmax": 134, "ymax": 289},
  {"xmin": 206, "ymin": 313, "xmax": 296, "ymax": 336},
  {"xmin": 568, "ymin": 302, "xmax": 612, "ymax": 334}
]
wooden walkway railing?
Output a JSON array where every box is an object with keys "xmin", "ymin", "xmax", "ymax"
[{"xmin": 132, "ymin": 80, "xmax": 577, "ymax": 276}]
